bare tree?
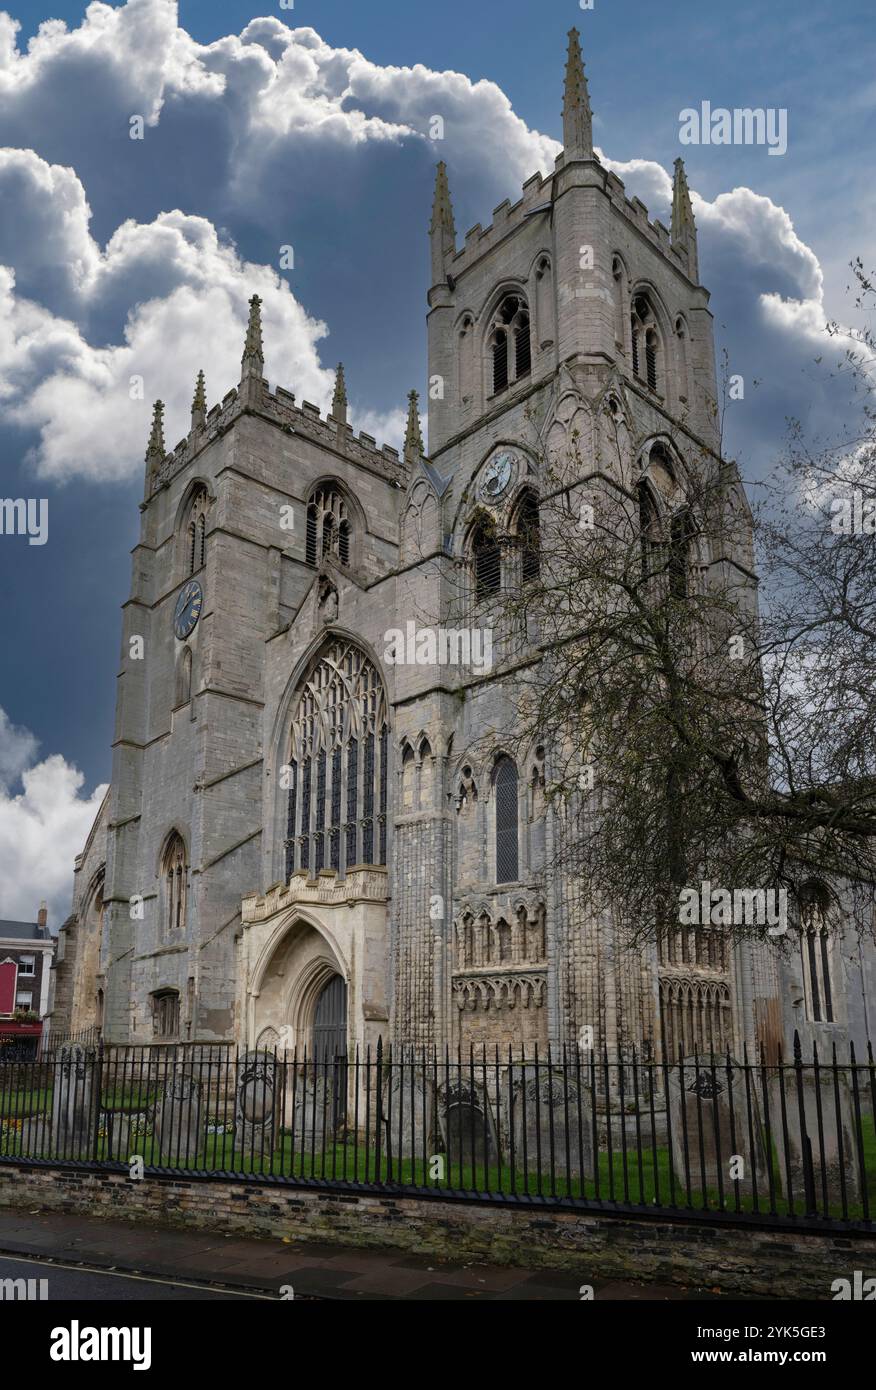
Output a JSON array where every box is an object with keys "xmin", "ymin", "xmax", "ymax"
[{"xmin": 450, "ymin": 267, "xmax": 876, "ymax": 945}]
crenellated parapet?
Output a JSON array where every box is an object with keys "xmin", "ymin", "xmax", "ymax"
[{"xmin": 143, "ymin": 359, "xmax": 409, "ymax": 503}]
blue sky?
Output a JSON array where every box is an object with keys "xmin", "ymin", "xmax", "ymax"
[{"xmin": 0, "ymin": 0, "xmax": 872, "ymax": 922}]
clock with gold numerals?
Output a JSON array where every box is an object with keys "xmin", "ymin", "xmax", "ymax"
[{"xmin": 173, "ymin": 580, "xmax": 203, "ymax": 639}]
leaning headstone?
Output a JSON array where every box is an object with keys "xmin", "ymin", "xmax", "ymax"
[
  {"xmin": 437, "ymin": 1075, "xmax": 499, "ymax": 1170},
  {"xmin": 50, "ymin": 1043, "xmax": 97, "ymax": 1157},
  {"xmin": 235, "ymin": 1051, "xmax": 278, "ymax": 1164},
  {"xmin": 154, "ymin": 1075, "xmax": 203, "ymax": 1167},
  {"xmin": 667, "ymin": 1054, "xmax": 767, "ymax": 1198},
  {"xmin": 507, "ymin": 1066, "xmax": 593, "ymax": 1181}
]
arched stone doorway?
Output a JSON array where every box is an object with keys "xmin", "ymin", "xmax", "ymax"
[{"xmin": 251, "ymin": 916, "xmax": 349, "ymax": 1058}]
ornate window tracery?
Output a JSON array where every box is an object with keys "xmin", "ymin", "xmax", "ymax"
[
  {"xmin": 489, "ymin": 295, "xmax": 531, "ymax": 395},
  {"xmin": 630, "ymin": 295, "xmax": 662, "ymax": 394},
  {"xmin": 306, "ymin": 486, "xmax": 352, "ymax": 568},
  {"xmin": 161, "ymin": 832, "xmax": 188, "ymax": 938},
  {"xmin": 186, "ymin": 489, "xmax": 208, "ymax": 576},
  {"xmin": 284, "ymin": 641, "xmax": 388, "ymax": 878},
  {"xmin": 799, "ymin": 882, "xmax": 834, "ymax": 1023}
]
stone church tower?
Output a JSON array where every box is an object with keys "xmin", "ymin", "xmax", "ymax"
[{"xmin": 57, "ymin": 30, "xmax": 852, "ymax": 1065}]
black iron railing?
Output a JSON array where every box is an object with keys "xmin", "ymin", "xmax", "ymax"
[{"xmin": 0, "ymin": 1033, "xmax": 873, "ymax": 1229}]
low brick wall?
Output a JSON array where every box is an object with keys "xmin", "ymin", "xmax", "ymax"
[{"xmin": 0, "ymin": 1162, "xmax": 873, "ymax": 1298}]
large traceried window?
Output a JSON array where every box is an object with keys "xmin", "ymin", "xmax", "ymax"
[{"xmin": 284, "ymin": 641, "xmax": 389, "ymax": 879}]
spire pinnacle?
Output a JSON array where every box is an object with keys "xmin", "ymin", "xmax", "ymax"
[
  {"xmin": 404, "ymin": 389, "xmax": 424, "ymax": 462},
  {"xmin": 143, "ymin": 398, "xmax": 165, "ymax": 499},
  {"xmin": 191, "ymin": 369, "xmax": 207, "ymax": 430},
  {"xmin": 671, "ymin": 158, "xmax": 699, "ymax": 282},
  {"xmin": 241, "ymin": 294, "xmax": 264, "ymax": 379},
  {"xmin": 563, "ymin": 28, "xmax": 593, "ymax": 158},
  {"xmin": 430, "ymin": 161, "xmax": 456, "ymax": 240},
  {"xmin": 430, "ymin": 161, "xmax": 456, "ymax": 284},
  {"xmin": 331, "ymin": 362, "xmax": 348, "ymax": 426},
  {"xmin": 146, "ymin": 399, "xmax": 165, "ymax": 461}
]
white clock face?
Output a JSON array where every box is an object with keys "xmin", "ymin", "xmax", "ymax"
[{"xmin": 480, "ymin": 451, "xmax": 516, "ymax": 501}]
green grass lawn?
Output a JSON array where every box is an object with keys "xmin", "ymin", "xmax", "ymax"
[{"xmin": 3, "ymin": 1105, "xmax": 873, "ymax": 1223}]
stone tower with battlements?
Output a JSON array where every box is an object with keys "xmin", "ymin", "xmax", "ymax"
[{"xmin": 52, "ymin": 32, "xmax": 810, "ymax": 1068}]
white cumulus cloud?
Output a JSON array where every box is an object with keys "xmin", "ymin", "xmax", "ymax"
[
  {"xmin": 0, "ymin": 0, "xmax": 860, "ymax": 482},
  {"xmin": 0, "ymin": 708, "xmax": 107, "ymax": 928}
]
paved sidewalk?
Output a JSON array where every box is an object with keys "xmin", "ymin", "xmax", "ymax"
[{"xmin": 0, "ymin": 1206, "xmax": 730, "ymax": 1300}]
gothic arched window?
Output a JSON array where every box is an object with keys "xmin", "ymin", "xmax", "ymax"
[
  {"xmin": 305, "ymin": 486, "xmax": 352, "ymax": 569},
  {"xmin": 175, "ymin": 645, "xmax": 192, "ymax": 707},
  {"xmin": 161, "ymin": 832, "xmax": 188, "ymax": 938},
  {"xmin": 631, "ymin": 295, "xmax": 662, "ymax": 395},
  {"xmin": 516, "ymin": 490, "xmax": 540, "ymax": 583},
  {"xmin": 612, "ymin": 256, "xmax": 626, "ymax": 345},
  {"xmin": 492, "ymin": 328, "xmax": 509, "ymax": 394},
  {"xmin": 284, "ymin": 641, "xmax": 388, "ymax": 878},
  {"xmin": 471, "ymin": 514, "xmax": 501, "ymax": 599},
  {"xmin": 186, "ymin": 488, "xmax": 208, "ymax": 576},
  {"xmin": 638, "ymin": 480, "xmax": 663, "ymax": 584},
  {"xmin": 669, "ymin": 509, "xmax": 696, "ymax": 600},
  {"xmin": 799, "ymin": 882, "xmax": 834, "ymax": 1024},
  {"xmin": 534, "ymin": 257, "xmax": 553, "ymax": 349},
  {"xmin": 401, "ymin": 745, "xmax": 415, "ymax": 812},
  {"xmin": 494, "ymin": 757, "xmax": 519, "ymax": 884},
  {"xmin": 419, "ymin": 738, "xmax": 434, "ymax": 810},
  {"xmin": 675, "ymin": 316, "xmax": 690, "ymax": 403},
  {"xmin": 489, "ymin": 295, "xmax": 531, "ymax": 396}
]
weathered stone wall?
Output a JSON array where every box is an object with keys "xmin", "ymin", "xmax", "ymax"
[{"xmin": 0, "ymin": 1162, "xmax": 871, "ymax": 1299}]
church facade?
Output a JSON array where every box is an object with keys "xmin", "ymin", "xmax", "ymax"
[{"xmin": 51, "ymin": 32, "xmax": 874, "ymax": 1063}]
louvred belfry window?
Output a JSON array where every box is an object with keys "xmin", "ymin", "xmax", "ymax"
[
  {"xmin": 305, "ymin": 486, "xmax": 352, "ymax": 568},
  {"xmin": 517, "ymin": 492, "xmax": 540, "ymax": 584},
  {"xmin": 472, "ymin": 515, "xmax": 501, "ymax": 598},
  {"xmin": 631, "ymin": 295, "xmax": 662, "ymax": 394},
  {"xmin": 490, "ymin": 295, "xmax": 531, "ymax": 395},
  {"xmin": 285, "ymin": 641, "xmax": 389, "ymax": 878},
  {"xmin": 186, "ymin": 489, "xmax": 208, "ymax": 577}
]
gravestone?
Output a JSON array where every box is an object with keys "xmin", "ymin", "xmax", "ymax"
[
  {"xmin": 103, "ymin": 1110, "xmax": 150, "ymax": 1163},
  {"xmin": 154, "ymin": 1075, "xmax": 203, "ymax": 1166},
  {"xmin": 289, "ymin": 1072, "xmax": 336, "ymax": 1148},
  {"xmin": 437, "ymin": 1076, "xmax": 498, "ymax": 1170},
  {"xmin": 235, "ymin": 1051, "xmax": 278, "ymax": 1160},
  {"xmin": 381, "ymin": 1066, "xmax": 437, "ymax": 1161},
  {"xmin": 667, "ymin": 1054, "xmax": 767, "ymax": 1197},
  {"xmin": 506, "ymin": 1066, "xmax": 593, "ymax": 1181},
  {"xmin": 50, "ymin": 1042, "xmax": 97, "ymax": 1156},
  {"xmin": 768, "ymin": 1066, "xmax": 861, "ymax": 1207}
]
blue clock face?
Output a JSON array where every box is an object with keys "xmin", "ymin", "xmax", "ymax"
[
  {"xmin": 173, "ymin": 580, "xmax": 203, "ymax": 640},
  {"xmin": 480, "ymin": 451, "xmax": 517, "ymax": 501}
]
